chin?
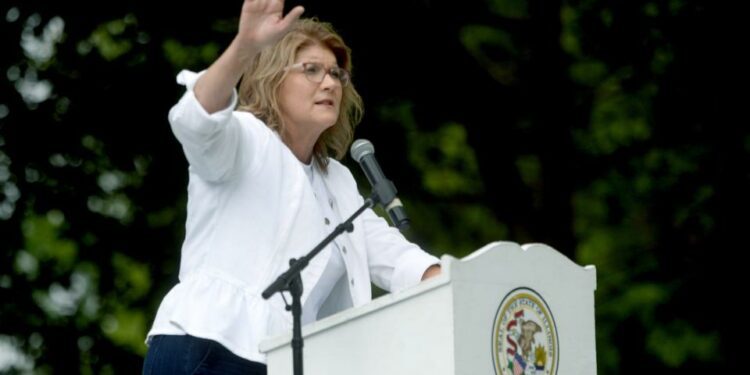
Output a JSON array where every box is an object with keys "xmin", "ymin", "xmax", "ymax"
[{"xmin": 320, "ymin": 117, "xmax": 338, "ymax": 129}]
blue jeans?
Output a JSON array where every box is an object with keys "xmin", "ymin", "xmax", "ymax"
[{"xmin": 142, "ymin": 334, "xmax": 267, "ymax": 375}]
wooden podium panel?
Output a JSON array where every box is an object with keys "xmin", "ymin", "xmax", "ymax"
[{"xmin": 260, "ymin": 242, "xmax": 597, "ymax": 375}]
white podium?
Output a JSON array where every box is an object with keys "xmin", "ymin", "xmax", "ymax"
[{"xmin": 259, "ymin": 242, "xmax": 597, "ymax": 375}]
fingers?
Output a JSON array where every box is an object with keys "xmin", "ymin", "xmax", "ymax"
[
  {"xmin": 236, "ymin": 1, "xmax": 303, "ymax": 51},
  {"xmin": 279, "ymin": 5, "xmax": 304, "ymax": 31}
]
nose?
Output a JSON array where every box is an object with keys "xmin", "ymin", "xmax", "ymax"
[{"xmin": 320, "ymin": 71, "xmax": 340, "ymax": 90}]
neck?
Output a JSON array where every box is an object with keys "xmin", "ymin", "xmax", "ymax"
[{"xmin": 282, "ymin": 127, "xmax": 320, "ymax": 165}]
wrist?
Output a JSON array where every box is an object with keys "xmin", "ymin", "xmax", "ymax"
[{"xmin": 228, "ymin": 36, "xmax": 260, "ymax": 66}]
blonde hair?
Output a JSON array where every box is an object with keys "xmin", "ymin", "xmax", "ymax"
[{"xmin": 237, "ymin": 18, "xmax": 364, "ymax": 172}]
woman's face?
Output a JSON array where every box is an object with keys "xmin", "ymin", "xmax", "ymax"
[{"xmin": 278, "ymin": 44, "xmax": 343, "ymax": 141}]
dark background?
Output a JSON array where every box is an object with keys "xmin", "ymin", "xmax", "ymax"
[{"xmin": 0, "ymin": 0, "xmax": 743, "ymax": 373}]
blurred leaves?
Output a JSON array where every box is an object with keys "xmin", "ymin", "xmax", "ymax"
[
  {"xmin": 87, "ymin": 16, "xmax": 136, "ymax": 61},
  {"xmin": 647, "ymin": 321, "xmax": 719, "ymax": 368},
  {"xmin": 487, "ymin": 0, "xmax": 529, "ymax": 19},
  {"xmin": 461, "ymin": 25, "xmax": 519, "ymax": 85},
  {"xmin": 19, "ymin": 211, "xmax": 77, "ymax": 277},
  {"xmin": 162, "ymin": 39, "xmax": 221, "ymax": 71},
  {"xmin": 100, "ymin": 307, "xmax": 148, "ymax": 356},
  {"xmin": 111, "ymin": 252, "xmax": 150, "ymax": 303},
  {"xmin": 381, "ymin": 102, "xmax": 483, "ymax": 197},
  {"xmin": 574, "ymin": 79, "xmax": 655, "ymax": 155}
]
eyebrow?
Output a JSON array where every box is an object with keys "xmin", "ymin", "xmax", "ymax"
[{"xmin": 300, "ymin": 59, "xmax": 339, "ymax": 67}]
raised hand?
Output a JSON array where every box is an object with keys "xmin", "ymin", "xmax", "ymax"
[
  {"xmin": 193, "ymin": 0, "xmax": 304, "ymax": 113},
  {"xmin": 235, "ymin": 0, "xmax": 305, "ymax": 60}
]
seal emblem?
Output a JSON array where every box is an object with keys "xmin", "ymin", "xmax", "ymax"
[{"xmin": 492, "ymin": 287, "xmax": 558, "ymax": 375}]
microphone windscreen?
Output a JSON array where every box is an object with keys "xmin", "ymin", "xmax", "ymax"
[{"xmin": 350, "ymin": 139, "xmax": 375, "ymax": 162}]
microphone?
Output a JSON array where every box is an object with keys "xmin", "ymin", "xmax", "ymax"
[{"xmin": 350, "ymin": 139, "xmax": 410, "ymax": 229}]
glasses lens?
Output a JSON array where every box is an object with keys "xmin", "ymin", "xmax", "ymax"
[
  {"xmin": 331, "ymin": 67, "xmax": 350, "ymax": 87},
  {"xmin": 300, "ymin": 63, "xmax": 350, "ymax": 86},
  {"xmin": 303, "ymin": 63, "xmax": 324, "ymax": 82}
]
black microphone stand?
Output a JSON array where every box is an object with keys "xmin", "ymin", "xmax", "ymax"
[{"xmin": 263, "ymin": 187, "xmax": 389, "ymax": 375}]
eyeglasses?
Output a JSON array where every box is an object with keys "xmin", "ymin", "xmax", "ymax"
[{"xmin": 285, "ymin": 62, "xmax": 351, "ymax": 87}]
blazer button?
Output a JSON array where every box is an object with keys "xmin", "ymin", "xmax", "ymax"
[
  {"xmin": 350, "ymin": 278, "xmax": 355, "ymax": 286},
  {"xmin": 329, "ymin": 199, "xmax": 334, "ymax": 208},
  {"xmin": 342, "ymin": 246, "xmax": 347, "ymax": 254},
  {"xmin": 324, "ymin": 217, "xmax": 330, "ymax": 225}
]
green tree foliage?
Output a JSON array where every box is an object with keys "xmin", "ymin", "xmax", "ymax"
[{"xmin": 0, "ymin": 0, "xmax": 742, "ymax": 373}]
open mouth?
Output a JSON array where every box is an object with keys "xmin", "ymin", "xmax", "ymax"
[{"xmin": 315, "ymin": 99, "xmax": 335, "ymax": 106}]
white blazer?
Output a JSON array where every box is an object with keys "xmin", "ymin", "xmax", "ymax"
[{"xmin": 145, "ymin": 70, "xmax": 440, "ymax": 363}]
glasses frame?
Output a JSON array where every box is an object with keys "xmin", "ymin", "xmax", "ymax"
[{"xmin": 284, "ymin": 62, "xmax": 351, "ymax": 87}]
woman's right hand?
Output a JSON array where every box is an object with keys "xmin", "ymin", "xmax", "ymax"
[
  {"xmin": 193, "ymin": 0, "xmax": 303, "ymax": 114},
  {"xmin": 234, "ymin": 0, "xmax": 305, "ymax": 61}
]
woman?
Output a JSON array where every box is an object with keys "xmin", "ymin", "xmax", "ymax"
[{"xmin": 143, "ymin": 1, "xmax": 441, "ymax": 374}]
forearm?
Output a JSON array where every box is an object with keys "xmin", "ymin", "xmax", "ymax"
[{"xmin": 193, "ymin": 40, "xmax": 258, "ymax": 114}]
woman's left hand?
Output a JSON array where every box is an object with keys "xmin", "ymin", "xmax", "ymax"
[{"xmin": 421, "ymin": 264, "xmax": 442, "ymax": 281}]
